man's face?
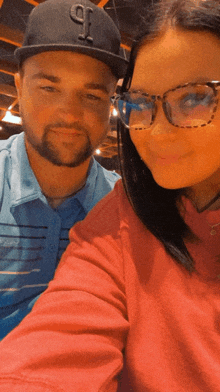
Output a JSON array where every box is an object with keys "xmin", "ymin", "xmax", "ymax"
[{"xmin": 15, "ymin": 51, "xmax": 117, "ymax": 167}]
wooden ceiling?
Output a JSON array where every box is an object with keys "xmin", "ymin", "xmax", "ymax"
[{"xmin": 0, "ymin": 0, "xmax": 143, "ymax": 157}]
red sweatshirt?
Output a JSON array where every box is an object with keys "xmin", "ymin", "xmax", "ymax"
[{"xmin": 1, "ymin": 180, "xmax": 220, "ymax": 392}]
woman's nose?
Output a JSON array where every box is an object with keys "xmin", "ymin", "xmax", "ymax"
[{"xmin": 150, "ymin": 100, "xmax": 177, "ymax": 137}]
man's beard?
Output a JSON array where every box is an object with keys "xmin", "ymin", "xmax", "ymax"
[{"xmin": 22, "ymin": 119, "xmax": 94, "ymax": 168}]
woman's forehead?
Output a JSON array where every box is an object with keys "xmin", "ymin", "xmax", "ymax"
[{"xmin": 131, "ymin": 28, "xmax": 220, "ymax": 92}]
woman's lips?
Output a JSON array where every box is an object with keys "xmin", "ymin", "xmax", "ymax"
[
  {"xmin": 156, "ymin": 154, "xmax": 182, "ymax": 164},
  {"xmin": 155, "ymin": 151, "xmax": 193, "ymax": 165},
  {"xmin": 149, "ymin": 140, "xmax": 191, "ymax": 164}
]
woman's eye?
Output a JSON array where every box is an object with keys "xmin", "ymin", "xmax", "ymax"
[
  {"xmin": 128, "ymin": 101, "xmax": 143, "ymax": 111},
  {"xmin": 180, "ymin": 93, "xmax": 213, "ymax": 109},
  {"xmin": 130, "ymin": 100, "xmax": 153, "ymax": 111}
]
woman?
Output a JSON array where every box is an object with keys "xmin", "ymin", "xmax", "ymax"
[{"xmin": 1, "ymin": 1, "xmax": 220, "ymax": 391}]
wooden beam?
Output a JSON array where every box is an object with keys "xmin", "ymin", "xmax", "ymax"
[
  {"xmin": 90, "ymin": 0, "xmax": 100, "ymax": 5},
  {"xmin": 0, "ymin": 84, "xmax": 17, "ymax": 98},
  {"xmin": 0, "ymin": 59, "xmax": 18, "ymax": 75},
  {"xmin": 24, "ymin": 0, "xmax": 45, "ymax": 5},
  {"xmin": 8, "ymin": 98, "xmax": 18, "ymax": 110},
  {"xmin": 0, "ymin": 106, "xmax": 19, "ymax": 122},
  {"xmin": 0, "ymin": 101, "xmax": 19, "ymax": 114},
  {"xmin": 0, "ymin": 112, "xmax": 5, "ymax": 121},
  {"xmin": 97, "ymin": 0, "xmax": 109, "ymax": 7},
  {"xmin": 121, "ymin": 43, "xmax": 131, "ymax": 51},
  {"xmin": 25, "ymin": 0, "xmax": 110, "ymax": 7},
  {"xmin": 0, "ymin": 24, "xmax": 23, "ymax": 47},
  {"xmin": 25, "ymin": 0, "xmax": 39, "ymax": 5},
  {"xmin": 8, "ymin": 107, "xmax": 19, "ymax": 115},
  {"xmin": 120, "ymin": 31, "xmax": 133, "ymax": 50}
]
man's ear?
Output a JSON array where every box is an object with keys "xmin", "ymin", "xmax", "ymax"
[{"xmin": 14, "ymin": 72, "xmax": 22, "ymax": 100}]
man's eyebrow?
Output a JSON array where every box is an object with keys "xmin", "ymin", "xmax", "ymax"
[
  {"xmin": 31, "ymin": 75, "xmax": 110, "ymax": 93},
  {"xmin": 84, "ymin": 83, "xmax": 109, "ymax": 94},
  {"xmin": 31, "ymin": 72, "xmax": 61, "ymax": 83}
]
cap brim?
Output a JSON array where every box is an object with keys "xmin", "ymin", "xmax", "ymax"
[{"xmin": 15, "ymin": 44, "xmax": 128, "ymax": 79}]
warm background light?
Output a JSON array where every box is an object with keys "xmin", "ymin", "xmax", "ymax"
[{"xmin": 2, "ymin": 111, "xmax": 22, "ymax": 125}]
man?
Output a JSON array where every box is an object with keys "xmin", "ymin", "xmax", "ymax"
[{"xmin": 0, "ymin": 0, "xmax": 127, "ymax": 339}]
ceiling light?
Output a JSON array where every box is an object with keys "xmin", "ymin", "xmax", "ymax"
[
  {"xmin": 2, "ymin": 111, "xmax": 22, "ymax": 125},
  {"xmin": 112, "ymin": 108, "xmax": 118, "ymax": 116},
  {"xmin": 95, "ymin": 149, "xmax": 101, "ymax": 155}
]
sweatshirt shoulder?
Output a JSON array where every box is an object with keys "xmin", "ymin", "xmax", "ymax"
[
  {"xmin": 82, "ymin": 180, "xmax": 130, "ymax": 220},
  {"xmin": 69, "ymin": 180, "xmax": 133, "ymax": 240}
]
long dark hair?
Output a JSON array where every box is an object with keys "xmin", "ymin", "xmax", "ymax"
[{"xmin": 118, "ymin": 0, "xmax": 220, "ymax": 271}]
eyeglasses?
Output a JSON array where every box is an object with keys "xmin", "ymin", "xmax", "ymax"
[{"xmin": 112, "ymin": 81, "xmax": 220, "ymax": 130}]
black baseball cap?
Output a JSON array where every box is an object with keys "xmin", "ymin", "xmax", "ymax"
[{"xmin": 14, "ymin": 0, "xmax": 128, "ymax": 79}]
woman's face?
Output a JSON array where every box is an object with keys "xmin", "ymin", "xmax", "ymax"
[{"xmin": 129, "ymin": 29, "xmax": 220, "ymax": 193}]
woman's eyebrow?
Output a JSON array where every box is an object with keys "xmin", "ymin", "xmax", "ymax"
[{"xmin": 31, "ymin": 72, "xmax": 61, "ymax": 83}]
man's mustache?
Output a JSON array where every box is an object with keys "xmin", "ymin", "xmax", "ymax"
[{"xmin": 45, "ymin": 122, "xmax": 88, "ymax": 134}]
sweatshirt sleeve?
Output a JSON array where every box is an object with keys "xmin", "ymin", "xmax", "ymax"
[{"xmin": 0, "ymin": 185, "xmax": 129, "ymax": 392}]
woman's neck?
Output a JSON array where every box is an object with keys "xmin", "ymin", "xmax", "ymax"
[
  {"xmin": 187, "ymin": 170, "xmax": 220, "ymax": 212},
  {"xmin": 192, "ymin": 192, "xmax": 220, "ymax": 213}
]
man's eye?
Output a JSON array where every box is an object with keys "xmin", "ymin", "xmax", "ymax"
[
  {"xmin": 40, "ymin": 86, "xmax": 57, "ymax": 92},
  {"xmin": 85, "ymin": 93, "xmax": 102, "ymax": 101}
]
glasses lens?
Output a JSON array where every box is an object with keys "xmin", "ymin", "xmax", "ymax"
[
  {"xmin": 165, "ymin": 84, "xmax": 217, "ymax": 127},
  {"xmin": 117, "ymin": 92, "xmax": 154, "ymax": 129}
]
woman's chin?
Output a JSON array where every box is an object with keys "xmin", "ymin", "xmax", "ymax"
[{"xmin": 151, "ymin": 169, "xmax": 190, "ymax": 190}]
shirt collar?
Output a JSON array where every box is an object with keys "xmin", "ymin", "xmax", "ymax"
[
  {"xmin": 57, "ymin": 157, "xmax": 98, "ymax": 214},
  {"xmin": 10, "ymin": 132, "xmax": 43, "ymax": 207}
]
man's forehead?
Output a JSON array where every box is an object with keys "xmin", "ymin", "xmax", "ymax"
[
  {"xmin": 22, "ymin": 50, "xmax": 117, "ymax": 82},
  {"xmin": 24, "ymin": 50, "xmax": 110, "ymax": 69},
  {"xmin": 21, "ymin": 57, "xmax": 116, "ymax": 95},
  {"xmin": 30, "ymin": 71, "xmax": 111, "ymax": 93}
]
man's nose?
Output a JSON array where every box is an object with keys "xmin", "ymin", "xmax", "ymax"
[{"xmin": 57, "ymin": 93, "xmax": 84, "ymax": 121}]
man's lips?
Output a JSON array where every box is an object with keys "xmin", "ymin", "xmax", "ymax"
[{"xmin": 50, "ymin": 128, "xmax": 82, "ymax": 136}]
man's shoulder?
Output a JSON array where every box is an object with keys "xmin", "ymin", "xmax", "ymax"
[
  {"xmin": 95, "ymin": 159, "xmax": 120, "ymax": 187},
  {"xmin": 0, "ymin": 134, "xmax": 19, "ymax": 154}
]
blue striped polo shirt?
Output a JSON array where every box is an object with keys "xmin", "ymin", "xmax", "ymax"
[{"xmin": 0, "ymin": 132, "xmax": 120, "ymax": 339}]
